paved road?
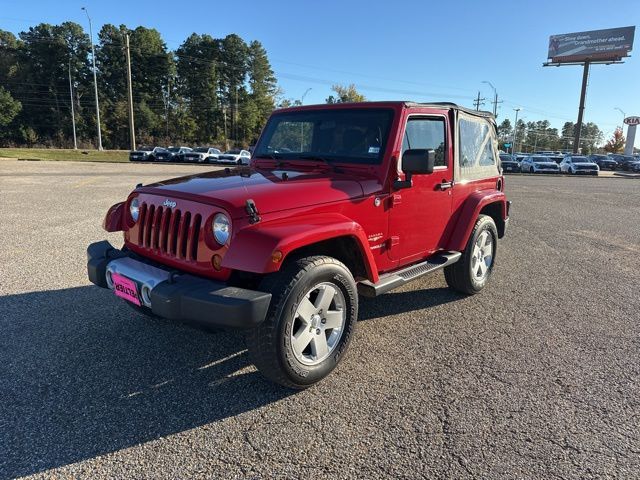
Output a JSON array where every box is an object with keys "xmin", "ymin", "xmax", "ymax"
[{"xmin": 1, "ymin": 160, "xmax": 639, "ymax": 479}]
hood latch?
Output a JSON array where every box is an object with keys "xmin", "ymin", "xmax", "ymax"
[{"xmin": 245, "ymin": 199, "xmax": 261, "ymax": 224}]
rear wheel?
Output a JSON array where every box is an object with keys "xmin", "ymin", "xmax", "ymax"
[
  {"xmin": 445, "ymin": 215, "xmax": 497, "ymax": 295},
  {"xmin": 246, "ymin": 256, "xmax": 358, "ymax": 389}
]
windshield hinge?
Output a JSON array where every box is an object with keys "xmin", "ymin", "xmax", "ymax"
[{"xmin": 245, "ymin": 199, "xmax": 261, "ymax": 224}]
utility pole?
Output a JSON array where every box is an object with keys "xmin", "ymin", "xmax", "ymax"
[
  {"xmin": 512, "ymin": 108, "xmax": 521, "ymax": 154},
  {"xmin": 124, "ymin": 33, "xmax": 136, "ymax": 151},
  {"xmin": 223, "ymin": 107, "xmax": 228, "ymax": 150},
  {"xmin": 68, "ymin": 59, "xmax": 78, "ymax": 150},
  {"xmin": 82, "ymin": 7, "xmax": 103, "ymax": 150},
  {"xmin": 165, "ymin": 81, "xmax": 170, "ymax": 138},
  {"xmin": 234, "ymin": 88, "xmax": 239, "ymax": 144},
  {"xmin": 473, "ymin": 91, "xmax": 486, "ymax": 111}
]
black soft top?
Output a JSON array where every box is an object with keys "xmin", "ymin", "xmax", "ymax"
[{"xmin": 403, "ymin": 101, "xmax": 494, "ymax": 119}]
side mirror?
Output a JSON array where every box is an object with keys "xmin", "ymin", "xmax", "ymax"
[
  {"xmin": 403, "ymin": 149, "xmax": 435, "ymax": 174},
  {"xmin": 394, "ymin": 149, "xmax": 435, "ymax": 189}
]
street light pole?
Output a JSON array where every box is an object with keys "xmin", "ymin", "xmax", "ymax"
[
  {"xmin": 614, "ymin": 107, "xmax": 626, "ymax": 129},
  {"xmin": 301, "ymin": 88, "xmax": 312, "ymax": 105},
  {"xmin": 300, "ymin": 88, "xmax": 312, "ymax": 151},
  {"xmin": 482, "ymin": 80, "xmax": 498, "ymax": 117},
  {"xmin": 82, "ymin": 7, "xmax": 103, "ymax": 151},
  {"xmin": 512, "ymin": 108, "xmax": 521, "ymax": 154}
]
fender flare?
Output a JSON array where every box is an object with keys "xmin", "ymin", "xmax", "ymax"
[
  {"xmin": 445, "ymin": 190, "xmax": 507, "ymax": 252},
  {"xmin": 103, "ymin": 202, "xmax": 125, "ymax": 232},
  {"xmin": 222, "ymin": 213, "xmax": 379, "ymax": 282}
]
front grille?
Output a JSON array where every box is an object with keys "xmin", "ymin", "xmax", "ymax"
[{"xmin": 137, "ymin": 202, "xmax": 202, "ymax": 261}]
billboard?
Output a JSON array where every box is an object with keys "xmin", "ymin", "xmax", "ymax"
[
  {"xmin": 624, "ymin": 116, "xmax": 640, "ymax": 126},
  {"xmin": 547, "ymin": 26, "xmax": 635, "ymax": 63}
]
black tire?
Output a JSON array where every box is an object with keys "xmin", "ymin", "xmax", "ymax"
[
  {"xmin": 236, "ymin": 158, "xmax": 242, "ymax": 165},
  {"xmin": 529, "ymin": 167, "xmax": 534, "ymax": 174},
  {"xmin": 444, "ymin": 214, "xmax": 498, "ymax": 295},
  {"xmin": 246, "ymin": 255, "xmax": 358, "ymax": 389}
]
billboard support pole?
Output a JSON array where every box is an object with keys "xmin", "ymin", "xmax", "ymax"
[{"xmin": 573, "ymin": 61, "xmax": 590, "ymax": 154}]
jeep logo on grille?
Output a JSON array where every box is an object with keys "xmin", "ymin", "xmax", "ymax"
[{"xmin": 162, "ymin": 199, "xmax": 177, "ymax": 208}]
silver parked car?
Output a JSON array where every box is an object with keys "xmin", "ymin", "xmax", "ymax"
[
  {"xmin": 215, "ymin": 149, "xmax": 252, "ymax": 165},
  {"xmin": 519, "ymin": 155, "xmax": 560, "ymax": 174},
  {"xmin": 559, "ymin": 155, "xmax": 599, "ymax": 175},
  {"xmin": 183, "ymin": 147, "xmax": 222, "ymax": 163}
]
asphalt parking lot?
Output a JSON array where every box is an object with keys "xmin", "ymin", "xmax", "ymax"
[{"xmin": 1, "ymin": 160, "xmax": 639, "ymax": 479}]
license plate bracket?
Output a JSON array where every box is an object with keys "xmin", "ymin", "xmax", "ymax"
[{"xmin": 112, "ymin": 272, "xmax": 142, "ymax": 306}]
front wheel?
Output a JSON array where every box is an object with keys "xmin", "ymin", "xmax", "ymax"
[
  {"xmin": 246, "ymin": 256, "xmax": 358, "ymax": 389},
  {"xmin": 444, "ymin": 215, "xmax": 498, "ymax": 295},
  {"xmin": 529, "ymin": 166, "xmax": 534, "ymax": 174}
]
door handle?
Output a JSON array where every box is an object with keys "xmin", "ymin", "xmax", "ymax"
[{"xmin": 438, "ymin": 181, "xmax": 453, "ymax": 191}]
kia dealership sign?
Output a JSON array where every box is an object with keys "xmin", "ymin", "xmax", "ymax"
[
  {"xmin": 623, "ymin": 116, "xmax": 640, "ymax": 126},
  {"xmin": 547, "ymin": 26, "xmax": 635, "ymax": 63}
]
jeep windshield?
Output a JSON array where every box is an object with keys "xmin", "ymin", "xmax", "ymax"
[{"xmin": 254, "ymin": 108, "xmax": 394, "ymax": 165}]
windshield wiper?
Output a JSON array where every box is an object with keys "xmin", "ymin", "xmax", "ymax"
[
  {"xmin": 254, "ymin": 153, "xmax": 281, "ymax": 160},
  {"xmin": 298, "ymin": 155, "xmax": 337, "ymax": 171}
]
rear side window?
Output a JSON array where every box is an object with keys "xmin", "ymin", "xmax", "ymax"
[
  {"xmin": 402, "ymin": 117, "xmax": 446, "ymax": 167},
  {"xmin": 457, "ymin": 113, "xmax": 500, "ymax": 180}
]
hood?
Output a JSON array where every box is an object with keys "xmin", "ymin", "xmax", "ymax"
[
  {"xmin": 137, "ymin": 166, "xmax": 370, "ymax": 219},
  {"xmin": 534, "ymin": 161, "xmax": 558, "ymax": 166}
]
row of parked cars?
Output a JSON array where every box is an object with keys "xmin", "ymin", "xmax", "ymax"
[
  {"xmin": 500, "ymin": 151, "xmax": 640, "ymax": 175},
  {"xmin": 129, "ymin": 146, "xmax": 252, "ymax": 165}
]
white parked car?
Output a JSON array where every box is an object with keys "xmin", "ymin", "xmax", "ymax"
[
  {"xmin": 559, "ymin": 155, "xmax": 599, "ymax": 175},
  {"xmin": 215, "ymin": 149, "xmax": 252, "ymax": 165},
  {"xmin": 183, "ymin": 147, "xmax": 221, "ymax": 163},
  {"xmin": 519, "ymin": 155, "xmax": 560, "ymax": 174}
]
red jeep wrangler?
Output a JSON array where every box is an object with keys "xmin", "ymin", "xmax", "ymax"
[{"xmin": 88, "ymin": 102, "xmax": 510, "ymax": 388}]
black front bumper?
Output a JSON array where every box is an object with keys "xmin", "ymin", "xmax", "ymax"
[{"xmin": 87, "ymin": 241, "xmax": 272, "ymax": 329}]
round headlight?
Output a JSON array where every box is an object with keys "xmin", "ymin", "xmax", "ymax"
[
  {"xmin": 130, "ymin": 198, "xmax": 140, "ymax": 222},
  {"xmin": 213, "ymin": 213, "xmax": 231, "ymax": 245}
]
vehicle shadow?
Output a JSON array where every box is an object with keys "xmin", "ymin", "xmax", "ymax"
[
  {"xmin": 0, "ymin": 286, "xmax": 292, "ymax": 479},
  {"xmin": 358, "ymin": 287, "xmax": 465, "ymax": 321}
]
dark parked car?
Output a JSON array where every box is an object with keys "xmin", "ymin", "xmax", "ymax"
[
  {"xmin": 587, "ymin": 155, "xmax": 617, "ymax": 170},
  {"xmin": 155, "ymin": 146, "xmax": 192, "ymax": 162},
  {"xmin": 499, "ymin": 153, "xmax": 520, "ymax": 173},
  {"xmin": 129, "ymin": 146, "xmax": 154, "ymax": 162},
  {"xmin": 609, "ymin": 154, "xmax": 640, "ymax": 171},
  {"xmin": 559, "ymin": 155, "xmax": 599, "ymax": 175},
  {"xmin": 131, "ymin": 146, "xmax": 169, "ymax": 162}
]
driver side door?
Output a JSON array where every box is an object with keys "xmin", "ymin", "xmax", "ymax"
[{"xmin": 389, "ymin": 112, "xmax": 453, "ymax": 265}]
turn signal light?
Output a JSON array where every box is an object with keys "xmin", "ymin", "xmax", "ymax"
[{"xmin": 271, "ymin": 250, "xmax": 283, "ymax": 263}]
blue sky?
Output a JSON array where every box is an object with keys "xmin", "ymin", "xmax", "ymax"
[{"xmin": 1, "ymin": 0, "xmax": 638, "ymax": 139}]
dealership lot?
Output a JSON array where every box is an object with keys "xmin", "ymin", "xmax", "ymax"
[{"xmin": 1, "ymin": 160, "xmax": 639, "ymax": 479}]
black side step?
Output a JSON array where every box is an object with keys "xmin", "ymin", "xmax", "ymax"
[{"xmin": 357, "ymin": 251, "xmax": 462, "ymax": 298}]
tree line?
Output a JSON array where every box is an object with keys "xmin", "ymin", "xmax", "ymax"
[
  {"xmin": 496, "ymin": 118, "xmax": 606, "ymax": 154},
  {"xmin": 0, "ymin": 22, "xmax": 278, "ymax": 149}
]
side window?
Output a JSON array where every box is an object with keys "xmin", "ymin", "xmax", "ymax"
[
  {"xmin": 459, "ymin": 117, "xmax": 495, "ymax": 168},
  {"xmin": 402, "ymin": 117, "xmax": 446, "ymax": 167}
]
